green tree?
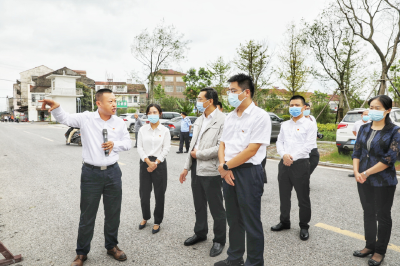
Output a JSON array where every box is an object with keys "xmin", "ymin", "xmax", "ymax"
[
  {"xmin": 208, "ymin": 56, "xmax": 231, "ymax": 98},
  {"xmin": 131, "ymin": 21, "xmax": 190, "ymax": 101},
  {"xmin": 160, "ymin": 96, "xmax": 178, "ymax": 111},
  {"xmin": 182, "ymin": 68, "xmax": 213, "ymax": 100},
  {"xmin": 277, "ymin": 23, "xmax": 312, "ymax": 97},
  {"xmin": 154, "ymin": 84, "xmax": 166, "ymax": 100},
  {"xmin": 305, "ymin": 4, "xmax": 367, "ymax": 121},
  {"xmin": 263, "ymin": 92, "xmax": 282, "ymax": 112},
  {"xmin": 76, "ymin": 82, "xmax": 95, "ymax": 112},
  {"xmin": 176, "ymin": 99, "xmax": 194, "ymax": 114},
  {"xmin": 234, "ymin": 40, "xmax": 272, "ymax": 90},
  {"xmin": 310, "ymin": 90, "xmax": 336, "ymax": 123}
]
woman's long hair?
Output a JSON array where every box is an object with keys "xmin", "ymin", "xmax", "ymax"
[{"xmin": 368, "ymin": 95, "xmax": 393, "ymax": 125}]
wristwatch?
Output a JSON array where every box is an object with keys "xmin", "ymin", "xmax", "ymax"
[
  {"xmin": 363, "ymin": 171, "xmax": 368, "ymax": 177},
  {"xmin": 223, "ymin": 163, "xmax": 229, "ymax": 171},
  {"xmin": 155, "ymin": 161, "xmax": 159, "ymax": 165}
]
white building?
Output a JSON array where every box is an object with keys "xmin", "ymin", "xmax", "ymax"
[{"xmin": 95, "ymin": 80, "xmax": 146, "ymax": 108}]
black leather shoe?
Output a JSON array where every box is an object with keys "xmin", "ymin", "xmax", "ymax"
[
  {"xmin": 184, "ymin": 151, "xmax": 189, "ymax": 153},
  {"xmin": 271, "ymin": 223, "xmax": 290, "ymax": 231},
  {"xmin": 139, "ymin": 221, "xmax": 147, "ymax": 230},
  {"xmin": 353, "ymin": 249, "xmax": 374, "ymax": 257},
  {"xmin": 152, "ymin": 225, "xmax": 160, "ymax": 234},
  {"xmin": 210, "ymin": 242, "xmax": 225, "ymax": 257},
  {"xmin": 300, "ymin": 229, "xmax": 309, "ymax": 241},
  {"xmin": 184, "ymin": 235, "xmax": 207, "ymax": 246},
  {"xmin": 348, "ymin": 174, "xmax": 355, "ymax": 177},
  {"xmin": 368, "ymin": 255, "xmax": 385, "ymax": 266},
  {"xmin": 214, "ymin": 257, "xmax": 244, "ymax": 266},
  {"xmin": 176, "ymin": 151, "xmax": 183, "ymax": 154}
]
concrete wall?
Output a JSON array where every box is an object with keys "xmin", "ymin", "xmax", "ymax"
[
  {"xmin": 50, "ymin": 96, "xmax": 77, "ymax": 121},
  {"xmin": 54, "ymin": 76, "xmax": 76, "ymax": 89}
]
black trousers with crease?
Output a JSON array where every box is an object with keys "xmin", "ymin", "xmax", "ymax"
[
  {"xmin": 139, "ymin": 156, "xmax": 168, "ymax": 225},
  {"xmin": 179, "ymin": 132, "xmax": 190, "ymax": 152},
  {"xmin": 278, "ymin": 158, "xmax": 311, "ymax": 229}
]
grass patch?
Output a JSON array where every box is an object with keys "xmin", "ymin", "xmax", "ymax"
[{"xmin": 320, "ymin": 152, "xmax": 353, "ymax": 165}]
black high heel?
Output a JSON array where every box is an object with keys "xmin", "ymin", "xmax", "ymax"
[{"xmin": 139, "ymin": 221, "xmax": 147, "ymax": 230}]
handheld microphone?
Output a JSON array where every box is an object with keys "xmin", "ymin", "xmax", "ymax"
[{"xmin": 103, "ymin": 129, "xmax": 109, "ymax": 156}]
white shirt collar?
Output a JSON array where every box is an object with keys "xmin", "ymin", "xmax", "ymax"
[
  {"xmin": 147, "ymin": 123, "xmax": 163, "ymax": 131},
  {"xmin": 290, "ymin": 116, "xmax": 306, "ymax": 124},
  {"xmin": 203, "ymin": 108, "xmax": 217, "ymax": 119},
  {"xmin": 233, "ymin": 102, "xmax": 255, "ymax": 117}
]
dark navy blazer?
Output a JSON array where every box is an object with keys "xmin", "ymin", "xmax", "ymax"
[{"xmin": 352, "ymin": 122, "xmax": 399, "ymax": 187}]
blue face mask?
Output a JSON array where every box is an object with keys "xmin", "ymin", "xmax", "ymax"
[
  {"xmin": 303, "ymin": 110, "xmax": 310, "ymax": 117},
  {"xmin": 369, "ymin": 110, "xmax": 385, "ymax": 121},
  {"xmin": 228, "ymin": 91, "xmax": 246, "ymax": 108},
  {"xmin": 362, "ymin": 115, "xmax": 370, "ymax": 122},
  {"xmin": 196, "ymin": 100, "xmax": 209, "ymax": 113},
  {"xmin": 148, "ymin": 114, "xmax": 160, "ymax": 124},
  {"xmin": 289, "ymin": 107, "xmax": 303, "ymax": 117}
]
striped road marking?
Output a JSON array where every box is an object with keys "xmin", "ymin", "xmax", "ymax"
[
  {"xmin": 119, "ymin": 162, "xmax": 126, "ymax": 166},
  {"xmin": 315, "ymin": 223, "xmax": 400, "ymax": 253},
  {"xmin": 41, "ymin": 137, "xmax": 54, "ymax": 142}
]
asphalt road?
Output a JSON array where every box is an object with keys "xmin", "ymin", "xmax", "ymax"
[{"xmin": 1, "ymin": 122, "xmax": 399, "ymax": 266}]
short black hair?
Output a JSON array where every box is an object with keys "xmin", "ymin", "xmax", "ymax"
[
  {"xmin": 95, "ymin": 88, "xmax": 113, "ymax": 101},
  {"xmin": 289, "ymin": 95, "xmax": 306, "ymax": 105},
  {"xmin": 305, "ymin": 102, "xmax": 310, "ymax": 107},
  {"xmin": 227, "ymin": 73, "xmax": 255, "ymax": 98},
  {"xmin": 146, "ymin": 103, "xmax": 162, "ymax": 116},
  {"xmin": 216, "ymin": 101, "xmax": 223, "ymax": 109},
  {"xmin": 200, "ymin": 87, "xmax": 218, "ymax": 107},
  {"xmin": 181, "ymin": 112, "xmax": 187, "ymax": 116}
]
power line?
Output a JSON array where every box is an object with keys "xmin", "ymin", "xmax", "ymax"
[{"xmin": 0, "ymin": 78, "xmax": 15, "ymax": 82}]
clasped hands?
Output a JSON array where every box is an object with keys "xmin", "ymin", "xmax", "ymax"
[
  {"xmin": 283, "ymin": 154, "xmax": 293, "ymax": 166},
  {"xmin": 354, "ymin": 171, "xmax": 367, "ymax": 184},
  {"xmin": 145, "ymin": 159, "xmax": 160, "ymax": 173}
]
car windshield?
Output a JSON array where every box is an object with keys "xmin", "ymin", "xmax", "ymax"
[
  {"xmin": 142, "ymin": 115, "xmax": 147, "ymax": 119},
  {"xmin": 171, "ymin": 117, "xmax": 182, "ymax": 122},
  {"xmin": 119, "ymin": 115, "xmax": 127, "ymax": 118},
  {"xmin": 342, "ymin": 113, "xmax": 362, "ymax": 123}
]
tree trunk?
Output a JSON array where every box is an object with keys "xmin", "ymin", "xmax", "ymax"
[
  {"xmin": 337, "ymin": 89, "xmax": 345, "ymax": 122},
  {"xmin": 378, "ymin": 72, "xmax": 387, "ymax": 95}
]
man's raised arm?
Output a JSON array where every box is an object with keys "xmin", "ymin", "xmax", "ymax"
[{"xmin": 39, "ymin": 99, "xmax": 86, "ymax": 128}]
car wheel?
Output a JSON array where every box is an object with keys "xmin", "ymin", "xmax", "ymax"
[{"xmin": 129, "ymin": 124, "xmax": 135, "ymax": 133}]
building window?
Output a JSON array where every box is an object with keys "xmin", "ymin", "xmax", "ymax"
[
  {"xmin": 165, "ymin": 85, "xmax": 174, "ymax": 92},
  {"xmin": 127, "ymin": 96, "xmax": 132, "ymax": 103},
  {"xmin": 154, "ymin": 76, "xmax": 162, "ymax": 81},
  {"xmin": 176, "ymin": 86, "xmax": 185, "ymax": 92},
  {"xmin": 134, "ymin": 96, "xmax": 138, "ymax": 103},
  {"xmin": 176, "ymin": 76, "xmax": 184, "ymax": 82},
  {"xmin": 116, "ymin": 86, "xmax": 126, "ymax": 93},
  {"xmin": 32, "ymin": 94, "xmax": 36, "ymax": 102},
  {"xmin": 165, "ymin": 76, "xmax": 173, "ymax": 82}
]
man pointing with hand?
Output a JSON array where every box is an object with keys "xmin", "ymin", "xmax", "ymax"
[{"xmin": 39, "ymin": 88, "xmax": 132, "ymax": 266}]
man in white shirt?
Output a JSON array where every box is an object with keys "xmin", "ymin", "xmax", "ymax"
[
  {"xmin": 304, "ymin": 103, "xmax": 319, "ymax": 175},
  {"xmin": 39, "ymin": 88, "xmax": 132, "ymax": 266},
  {"xmin": 271, "ymin": 95, "xmax": 317, "ymax": 242},
  {"xmin": 352, "ymin": 110, "xmax": 370, "ymax": 136},
  {"xmin": 215, "ymin": 74, "xmax": 271, "ymax": 266},
  {"xmin": 179, "ymin": 88, "xmax": 226, "ymax": 258}
]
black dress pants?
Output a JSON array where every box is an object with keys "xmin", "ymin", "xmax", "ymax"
[
  {"xmin": 278, "ymin": 158, "xmax": 311, "ymax": 229},
  {"xmin": 223, "ymin": 164, "xmax": 264, "ymax": 266},
  {"xmin": 309, "ymin": 148, "xmax": 320, "ymax": 175},
  {"xmin": 357, "ymin": 182, "xmax": 396, "ymax": 255},
  {"xmin": 134, "ymin": 132, "xmax": 138, "ymax": 147},
  {"xmin": 76, "ymin": 163, "xmax": 122, "ymax": 255},
  {"xmin": 179, "ymin": 132, "xmax": 190, "ymax": 152},
  {"xmin": 139, "ymin": 156, "xmax": 168, "ymax": 225},
  {"xmin": 191, "ymin": 159, "xmax": 226, "ymax": 244}
]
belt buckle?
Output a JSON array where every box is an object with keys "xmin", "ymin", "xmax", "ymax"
[{"xmin": 100, "ymin": 166, "xmax": 107, "ymax": 170}]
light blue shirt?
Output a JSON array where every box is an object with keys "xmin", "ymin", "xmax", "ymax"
[{"xmin": 181, "ymin": 117, "xmax": 192, "ymax": 132}]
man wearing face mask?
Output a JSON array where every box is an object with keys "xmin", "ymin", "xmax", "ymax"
[
  {"xmin": 303, "ymin": 103, "xmax": 319, "ymax": 175},
  {"xmin": 271, "ymin": 95, "xmax": 317, "ymax": 242},
  {"xmin": 179, "ymin": 87, "xmax": 227, "ymax": 258},
  {"xmin": 177, "ymin": 112, "xmax": 192, "ymax": 154},
  {"xmin": 215, "ymin": 74, "xmax": 271, "ymax": 266}
]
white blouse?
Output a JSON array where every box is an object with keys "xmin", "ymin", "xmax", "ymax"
[{"xmin": 137, "ymin": 123, "xmax": 171, "ymax": 162}]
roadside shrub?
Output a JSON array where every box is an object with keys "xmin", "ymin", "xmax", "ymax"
[
  {"xmin": 317, "ymin": 123, "xmax": 336, "ymax": 132},
  {"xmin": 281, "ymin": 114, "xmax": 291, "ymax": 121},
  {"xmin": 127, "ymin": 108, "xmax": 137, "ymax": 113}
]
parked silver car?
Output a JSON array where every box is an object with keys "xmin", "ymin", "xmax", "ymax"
[
  {"xmin": 268, "ymin": 112, "xmax": 284, "ymax": 139},
  {"xmin": 162, "ymin": 116, "xmax": 197, "ymax": 139}
]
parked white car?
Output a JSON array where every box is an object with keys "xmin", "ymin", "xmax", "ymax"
[
  {"xmin": 141, "ymin": 112, "xmax": 181, "ymax": 125},
  {"xmin": 336, "ymin": 107, "xmax": 400, "ymax": 153},
  {"xmin": 119, "ymin": 113, "xmax": 145, "ymax": 132}
]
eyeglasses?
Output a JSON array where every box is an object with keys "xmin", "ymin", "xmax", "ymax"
[{"xmin": 226, "ymin": 89, "xmax": 244, "ymax": 95}]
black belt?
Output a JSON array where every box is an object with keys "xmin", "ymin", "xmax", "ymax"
[
  {"xmin": 230, "ymin": 163, "xmax": 256, "ymax": 169},
  {"xmin": 83, "ymin": 162, "xmax": 117, "ymax": 170}
]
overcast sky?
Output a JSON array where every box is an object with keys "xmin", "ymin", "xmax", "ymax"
[{"xmin": 0, "ymin": 0, "xmax": 331, "ymax": 111}]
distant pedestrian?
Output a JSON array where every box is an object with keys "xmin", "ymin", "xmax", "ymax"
[
  {"xmin": 303, "ymin": 103, "xmax": 320, "ymax": 175},
  {"xmin": 352, "ymin": 95, "xmax": 399, "ymax": 266},
  {"xmin": 133, "ymin": 113, "xmax": 143, "ymax": 148},
  {"xmin": 137, "ymin": 103, "xmax": 171, "ymax": 234},
  {"xmin": 177, "ymin": 112, "xmax": 192, "ymax": 154}
]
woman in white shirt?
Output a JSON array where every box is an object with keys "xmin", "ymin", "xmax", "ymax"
[{"xmin": 137, "ymin": 104, "xmax": 171, "ymax": 234}]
